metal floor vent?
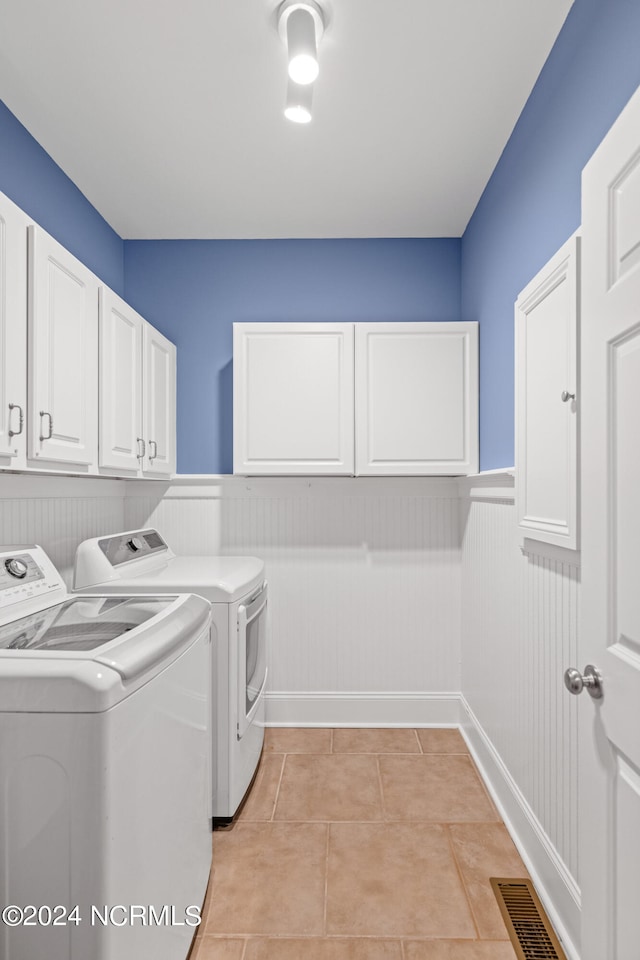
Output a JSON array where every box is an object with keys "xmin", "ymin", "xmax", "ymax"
[{"xmin": 490, "ymin": 878, "xmax": 566, "ymax": 960}]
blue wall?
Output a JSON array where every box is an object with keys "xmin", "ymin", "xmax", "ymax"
[
  {"xmin": 0, "ymin": 101, "xmax": 124, "ymax": 295},
  {"xmin": 462, "ymin": 0, "xmax": 640, "ymax": 470},
  {"xmin": 124, "ymin": 239, "xmax": 462, "ymax": 473},
  {"xmin": 4, "ymin": 0, "xmax": 640, "ymax": 475}
]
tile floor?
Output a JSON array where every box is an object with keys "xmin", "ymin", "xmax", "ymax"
[{"xmin": 190, "ymin": 728, "xmax": 525, "ymax": 959}]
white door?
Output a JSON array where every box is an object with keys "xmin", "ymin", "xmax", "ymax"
[
  {"xmin": 98, "ymin": 287, "xmax": 144, "ymax": 473},
  {"xmin": 143, "ymin": 322, "xmax": 176, "ymax": 476},
  {"xmin": 515, "ymin": 234, "xmax": 579, "ymax": 549},
  {"xmin": 0, "ymin": 193, "xmax": 28, "ymax": 465},
  {"xmin": 578, "ymin": 83, "xmax": 640, "ymax": 960},
  {"xmin": 233, "ymin": 322, "xmax": 355, "ymax": 475},
  {"xmin": 28, "ymin": 226, "xmax": 98, "ymax": 467},
  {"xmin": 354, "ymin": 322, "xmax": 478, "ymax": 475}
]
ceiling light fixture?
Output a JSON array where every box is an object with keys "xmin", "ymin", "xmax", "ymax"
[
  {"xmin": 278, "ymin": 0, "xmax": 325, "ymax": 123},
  {"xmin": 284, "ymin": 79, "xmax": 313, "ymax": 124}
]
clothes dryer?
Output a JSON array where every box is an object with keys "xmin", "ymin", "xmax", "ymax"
[{"xmin": 74, "ymin": 529, "xmax": 267, "ymax": 822}]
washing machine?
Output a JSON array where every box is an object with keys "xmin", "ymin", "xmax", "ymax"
[
  {"xmin": 73, "ymin": 529, "xmax": 267, "ymax": 823},
  {"xmin": 0, "ymin": 544, "xmax": 212, "ymax": 960}
]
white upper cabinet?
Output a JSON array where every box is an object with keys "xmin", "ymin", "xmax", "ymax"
[
  {"xmin": 99, "ymin": 287, "xmax": 176, "ymax": 477},
  {"xmin": 0, "ymin": 193, "xmax": 28, "ymax": 467},
  {"xmin": 234, "ymin": 323, "xmax": 355, "ymax": 475},
  {"xmin": 99, "ymin": 287, "xmax": 144, "ymax": 473},
  {"xmin": 28, "ymin": 225, "xmax": 99, "ymax": 468},
  {"xmin": 143, "ymin": 323, "xmax": 176, "ymax": 477},
  {"xmin": 515, "ymin": 233, "xmax": 579, "ymax": 549},
  {"xmin": 355, "ymin": 322, "xmax": 478, "ymax": 476},
  {"xmin": 233, "ymin": 320, "xmax": 478, "ymax": 476}
]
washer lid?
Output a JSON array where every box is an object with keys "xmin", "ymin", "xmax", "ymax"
[
  {"xmin": 0, "ymin": 593, "xmax": 211, "ymax": 712},
  {"xmin": 0, "ymin": 596, "xmax": 176, "ymax": 653}
]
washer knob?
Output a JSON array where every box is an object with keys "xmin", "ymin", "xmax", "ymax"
[
  {"xmin": 5, "ymin": 558, "xmax": 28, "ymax": 579},
  {"xmin": 126, "ymin": 537, "xmax": 143, "ymax": 553}
]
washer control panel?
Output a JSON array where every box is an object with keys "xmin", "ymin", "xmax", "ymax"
[{"xmin": 0, "ymin": 550, "xmax": 62, "ymax": 612}]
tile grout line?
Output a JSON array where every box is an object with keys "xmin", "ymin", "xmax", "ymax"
[
  {"xmin": 444, "ymin": 823, "xmax": 481, "ymax": 940},
  {"xmin": 375, "ymin": 753, "xmax": 388, "ymax": 821},
  {"xmin": 413, "ymin": 728, "xmax": 423, "ymax": 754},
  {"xmin": 330, "ymin": 727, "xmax": 334, "ymax": 753},
  {"xmin": 323, "ymin": 822, "xmax": 330, "ymax": 937},
  {"xmin": 270, "ymin": 753, "xmax": 287, "ymax": 821},
  {"xmin": 239, "ymin": 936, "xmax": 248, "ymax": 960}
]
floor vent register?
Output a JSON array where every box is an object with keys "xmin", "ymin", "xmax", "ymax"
[{"xmin": 490, "ymin": 878, "xmax": 567, "ymax": 960}]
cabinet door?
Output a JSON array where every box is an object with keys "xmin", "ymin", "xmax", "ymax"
[
  {"xmin": 355, "ymin": 322, "xmax": 478, "ymax": 476},
  {"xmin": 142, "ymin": 323, "xmax": 176, "ymax": 476},
  {"xmin": 515, "ymin": 234, "xmax": 579, "ymax": 549},
  {"xmin": 233, "ymin": 323, "xmax": 355, "ymax": 475},
  {"xmin": 99, "ymin": 287, "xmax": 144, "ymax": 473},
  {"xmin": 28, "ymin": 226, "xmax": 98, "ymax": 467},
  {"xmin": 0, "ymin": 193, "xmax": 28, "ymax": 466}
]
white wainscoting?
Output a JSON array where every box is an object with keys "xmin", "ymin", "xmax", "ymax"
[
  {"xmin": 126, "ymin": 476, "xmax": 463, "ymax": 722},
  {"xmin": 0, "ymin": 469, "xmax": 582, "ymax": 953},
  {"xmin": 459, "ymin": 478, "xmax": 580, "ymax": 958},
  {"xmin": 0, "ymin": 474, "xmax": 126, "ymax": 585}
]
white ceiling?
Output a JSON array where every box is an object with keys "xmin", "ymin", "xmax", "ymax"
[{"xmin": 0, "ymin": 0, "xmax": 573, "ymax": 239}]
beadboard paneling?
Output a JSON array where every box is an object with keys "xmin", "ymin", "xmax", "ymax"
[
  {"xmin": 126, "ymin": 477, "xmax": 462, "ymax": 695},
  {"xmin": 0, "ymin": 476, "xmax": 125, "ymax": 586},
  {"xmin": 460, "ymin": 494, "xmax": 579, "ymax": 888}
]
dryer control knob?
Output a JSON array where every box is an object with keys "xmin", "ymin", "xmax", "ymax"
[
  {"xmin": 6, "ymin": 558, "xmax": 28, "ymax": 579},
  {"xmin": 127, "ymin": 537, "xmax": 143, "ymax": 553}
]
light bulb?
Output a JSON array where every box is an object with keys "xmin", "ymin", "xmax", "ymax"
[
  {"xmin": 284, "ymin": 104, "xmax": 312, "ymax": 124},
  {"xmin": 289, "ymin": 53, "xmax": 319, "ymax": 85},
  {"xmin": 285, "ymin": 78, "xmax": 313, "ymax": 123},
  {"xmin": 286, "ymin": 8, "xmax": 318, "ymax": 86}
]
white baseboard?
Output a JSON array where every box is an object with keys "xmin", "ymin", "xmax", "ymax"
[
  {"xmin": 265, "ymin": 691, "xmax": 463, "ymax": 727},
  {"xmin": 460, "ymin": 696, "xmax": 581, "ymax": 960}
]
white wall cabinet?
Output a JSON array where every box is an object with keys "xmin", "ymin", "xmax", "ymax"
[
  {"xmin": 0, "ymin": 191, "xmax": 175, "ymax": 480},
  {"xmin": 28, "ymin": 225, "xmax": 99, "ymax": 468},
  {"xmin": 234, "ymin": 321, "xmax": 478, "ymax": 476},
  {"xmin": 99, "ymin": 287, "xmax": 176, "ymax": 477},
  {"xmin": 234, "ymin": 323, "xmax": 355, "ymax": 475},
  {"xmin": 515, "ymin": 233, "xmax": 579, "ymax": 549},
  {"xmin": 142, "ymin": 322, "xmax": 176, "ymax": 476},
  {"xmin": 355, "ymin": 322, "xmax": 478, "ymax": 475},
  {"xmin": 0, "ymin": 193, "xmax": 29, "ymax": 468}
]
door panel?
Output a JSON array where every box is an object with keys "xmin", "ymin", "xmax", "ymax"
[
  {"xmin": 580, "ymin": 83, "xmax": 640, "ymax": 960},
  {"xmin": 233, "ymin": 322, "xmax": 355, "ymax": 475},
  {"xmin": 354, "ymin": 322, "xmax": 478, "ymax": 475},
  {"xmin": 143, "ymin": 323, "xmax": 176, "ymax": 476},
  {"xmin": 0, "ymin": 193, "xmax": 28, "ymax": 465},
  {"xmin": 515, "ymin": 236, "xmax": 579, "ymax": 548},
  {"xmin": 99, "ymin": 288, "xmax": 143, "ymax": 473},
  {"xmin": 28, "ymin": 226, "xmax": 98, "ymax": 467}
]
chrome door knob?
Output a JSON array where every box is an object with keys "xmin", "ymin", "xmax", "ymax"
[{"xmin": 564, "ymin": 664, "xmax": 603, "ymax": 700}]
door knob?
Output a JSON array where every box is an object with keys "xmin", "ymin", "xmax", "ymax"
[{"xmin": 563, "ymin": 664, "xmax": 603, "ymax": 699}]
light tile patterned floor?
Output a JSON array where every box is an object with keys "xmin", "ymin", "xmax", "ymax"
[{"xmin": 189, "ymin": 728, "xmax": 522, "ymax": 959}]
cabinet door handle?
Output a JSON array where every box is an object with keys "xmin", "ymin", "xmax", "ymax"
[
  {"xmin": 148, "ymin": 440, "xmax": 158, "ymax": 462},
  {"xmin": 561, "ymin": 390, "xmax": 576, "ymax": 403},
  {"xmin": 136, "ymin": 437, "xmax": 146, "ymax": 460},
  {"xmin": 39, "ymin": 411, "xmax": 54, "ymax": 441},
  {"xmin": 8, "ymin": 403, "xmax": 24, "ymax": 438}
]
